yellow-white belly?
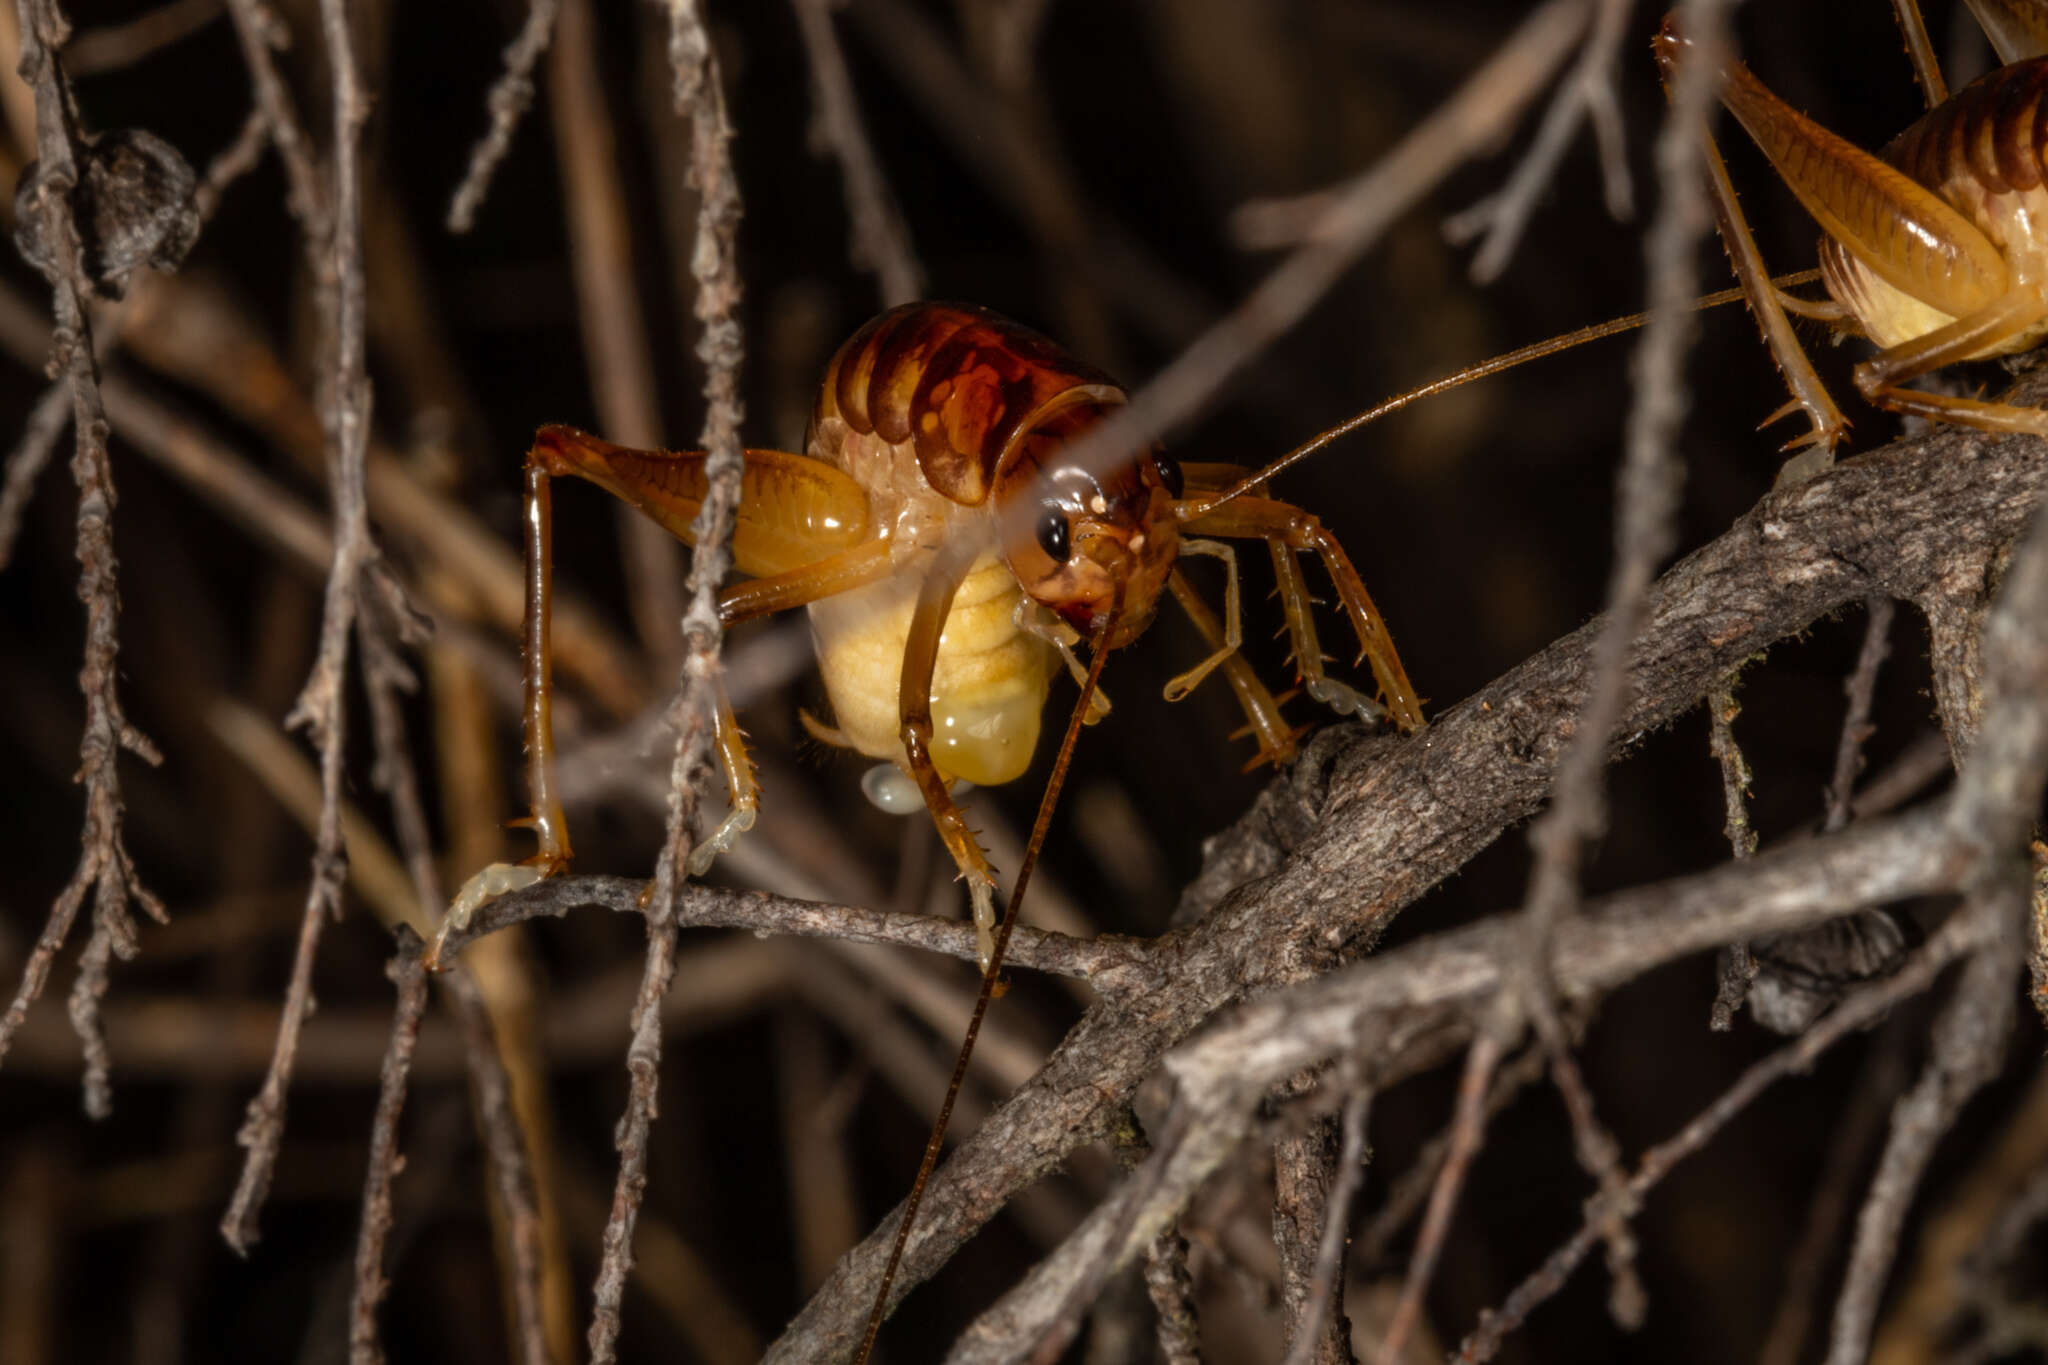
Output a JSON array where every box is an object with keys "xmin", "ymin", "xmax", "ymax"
[{"xmin": 806, "ymin": 556, "xmax": 1056, "ymax": 787}]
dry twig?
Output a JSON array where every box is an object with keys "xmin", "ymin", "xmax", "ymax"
[
  {"xmin": 584, "ymin": 5, "xmax": 745, "ymax": 1360},
  {"xmin": 446, "ymin": 0, "xmax": 561, "ymax": 233},
  {"xmin": 1441, "ymin": 0, "xmax": 1633, "ymax": 279},
  {"xmin": 1380, "ymin": 4, "xmax": 1732, "ymax": 1351},
  {"xmin": 1827, "ymin": 598, "xmax": 1899, "ymax": 833},
  {"xmin": 346, "ymin": 927, "xmax": 431, "ymax": 1365},
  {"xmin": 222, "ymin": 0, "xmax": 377, "ymax": 1253},
  {"xmin": 1280, "ymin": 1090, "xmax": 1372, "ymax": 1365},
  {"xmin": 791, "ymin": 0, "xmax": 923, "ymax": 306},
  {"xmin": 1706, "ymin": 678, "xmax": 1760, "ymax": 1026},
  {"xmin": 0, "ymin": 0, "xmax": 169, "ymax": 1117}
]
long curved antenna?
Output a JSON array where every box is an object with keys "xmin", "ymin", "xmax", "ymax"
[
  {"xmin": 1178, "ymin": 268, "xmax": 1823, "ymax": 519},
  {"xmin": 854, "ymin": 571, "xmax": 1127, "ymax": 1364}
]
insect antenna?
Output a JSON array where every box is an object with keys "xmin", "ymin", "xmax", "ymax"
[
  {"xmin": 855, "ymin": 571, "xmax": 1127, "ymax": 1364},
  {"xmin": 1180, "ymin": 268, "xmax": 1823, "ymax": 518}
]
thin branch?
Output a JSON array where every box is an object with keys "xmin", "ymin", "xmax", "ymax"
[
  {"xmin": 358, "ymin": 601, "xmax": 555, "ymax": 1365},
  {"xmin": 218, "ymin": 0, "xmax": 325, "ymax": 236},
  {"xmin": 1825, "ymin": 598, "xmax": 1898, "ymax": 833},
  {"xmin": 1358, "ymin": 1040, "xmax": 1547, "ymax": 1267},
  {"xmin": 547, "ymin": 0, "xmax": 684, "ymax": 668},
  {"xmin": 1823, "ymin": 906, "xmax": 2021, "ymax": 1365},
  {"xmin": 1382, "ymin": 4, "xmax": 1733, "ymax": 1349},
  {"xmin": 1512, "ymin": 0, "xmax": 1729, "ymax": 999},
  {"xmin": 0, "ymin": 379, "xmax": 69, "ymax": 569},
  {"xmin": 347, "ymin": 927, "xmax": 431, "ymax": 1365},
  {"xmin": 1756, "ymin": 1020, "xmax": 1911, "ymax": 1365},
  {"xmin": 791, "ymin": 0, "xmax": 923, "ymax": 306},
  {"xmin": 1143, "ymin": 1220, "xmax": 1199, "ymax": 1365},
  {"xmin": 65, "ymin": 0, "xmax": 222, "ymax": 76},
  {"xmin": 1455, "ymin": 903, "xmax": 1994, "ymax": 1363},
  {"xmin": 1375, "ymin": 1030, "xmax": 1501, "ymax": 1365},
  {"xmin": 1707, "ymin": 677, "xmax": 1759, "ymax": 1028},
  {"xmin": 1280, "ymin": 1091, "xmax": 1372, "ymax": 1365},
  {"xmin": 1440, "ymin": 0, "xmax": 1633, "ymax": 280},
  {"xmin": 0, "ymin": 0, "xmax": 168, "ymax": 1117},
  {"xmin": 983, "ymin": 0, "xmax": 1594, "ymax": 554},
  {"xmin": 585, "ymin": 5, "xmax": 744, "ymax": 1360},
  {"xmin": 221, "ymin": 0, "xmax": 375, "ymax": 1253},
  {"xmin": 1103, "ymin": 1109, "xmax": 1201, "ymax": 1365},
  {"xmin": 430, "ymin": 873, "xmax": 1149, "ymax": 985},
  {"xmin": 1273, "ymin": 1080, "xmax": 1360, "ymax": 1365},
  {"xmin": 445, "ymin": 0, "xmax": 561, "ymax": 232}
]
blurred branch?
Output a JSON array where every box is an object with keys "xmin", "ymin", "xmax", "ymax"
[
  {"xmin": 222, "ymin": 0, "xmax": 377, "ymax": 1255},
  {"xmin": 791, "ymin": 0, "xmax": 923, "ymax": 306},
  {"xmin": 446, "ymin": 0, "xmax": 560, "ymax": 233},
  {"xmin": 345, "ymin": 927, "xmax": 429, "ymax": 1365},
  {"xmin": 585, "ymin": 5, "xmax": 746, "ymax": 1362},
  {"xmin": 0, "ymin": 0, "xmax": 170, "ymax": 1118}
]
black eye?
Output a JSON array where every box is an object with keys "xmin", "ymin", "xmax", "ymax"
[
  {"xmin": 1035, "ymin": 508, "xmax": 1071, "ymax": 563},
  {"xmin": 1152, "ymin": 450, "xmax": 1184, "ymax": 499}
]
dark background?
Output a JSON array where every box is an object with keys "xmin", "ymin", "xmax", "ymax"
[{"xmin": 1, "ymin": 1, "xmax": 2042, "ymax": 1361}]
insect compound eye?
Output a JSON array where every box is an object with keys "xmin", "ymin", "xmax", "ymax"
[
  {"xmin": 1152, "ymin": 450, "xmax": 1184, "ymax": 500},
  {"xmin": 1035, "ymin": 507, "xmax": 1072, "ymax": 564}
]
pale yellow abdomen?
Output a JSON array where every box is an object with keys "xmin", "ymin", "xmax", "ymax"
[{"xmin": 806, "ymin": 556, "xmax": 1056, "ymax": 787}]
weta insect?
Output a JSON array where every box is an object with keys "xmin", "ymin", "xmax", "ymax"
[
  {"xmin": 433, "ymin": 301, "xmax": 1424, "ymax": 976},
  {"xmin": 1656, "ymin": 0, "xmax": 2048, "ymax": 461}
]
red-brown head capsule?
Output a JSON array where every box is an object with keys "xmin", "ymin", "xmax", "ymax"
[{"xmin": 992, "ymin": 400, "xmax": 1179, "ymax": 647}]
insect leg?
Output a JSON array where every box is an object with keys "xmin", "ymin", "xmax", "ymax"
[
  {"xmin": 718, "ymin": 538, "xmax": 895, "ymax": 625},
  {"xmin": 693, "ymin": 540, "xmax": 897, "ymax": 872},
  {"xmin": 433, "ymin": 455, "xmax": 573, "ymax": 963},
  {"xmin": 1654, "ymin": 23, "xmax": 1848, "ymax": 469},
  {"xmin": 1852, "ymin": 287, "xmax": 2048, "ymax": 436},
  {"xmin": 896, "ymin": 542, "xmax": 1003, "ymax": 973},
  {"xmin": 1182, "ymin": 496, "xmax": 1425, "ymax": 733},
  {"xmin": 1160, "ymin": 539, "xmax": 1242, "ymax": 702},
  {"xmin": 436, "ymin": 433, "xmax": 887, "ymax": 965},
  {"xmin": 529, "ymin": 424, "xmax": 875, "ymax": 576},
  {"xmin": 1266, "ymin": 533, "xmax": 1387, "ymax": 727},
  {"xmin": 1165, "ymin": 567, "xmax": 1300, "ymax": 769},
  {"xmin": 688, "ymin": 679, "xmax": 759, "ymax": 875}
]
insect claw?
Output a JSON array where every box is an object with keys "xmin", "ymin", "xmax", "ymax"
[
  {"xmin": 430, "ymin": 860, "xmax": 553, "ymax": 970},
  {"xmin": 1307, "ymin": 675, "xmax": 1388, "ymax": 724},
  {"xmin": 687, "ymin": 805, "xmax": 757, "ymax": 876}
]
